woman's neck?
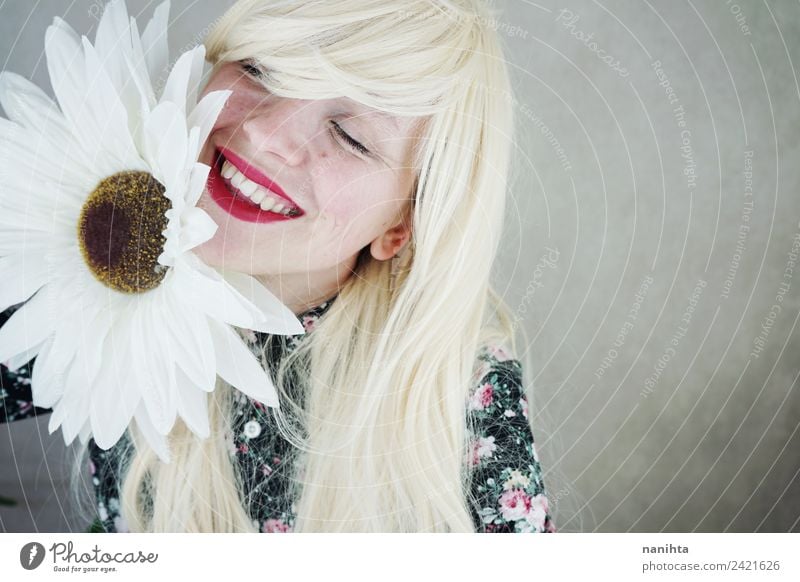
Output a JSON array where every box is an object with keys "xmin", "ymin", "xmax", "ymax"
[{"xmin": 255, "ymin": 255, "xmax": 356, "ymax": 316}]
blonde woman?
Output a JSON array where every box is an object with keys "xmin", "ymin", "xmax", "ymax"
[{"xmin": 0, "ymin": 0, "xmax": 554, "ymax": 533}]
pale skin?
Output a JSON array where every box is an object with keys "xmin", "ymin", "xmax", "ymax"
[{"xmin": 193, "ymin": 60, "xmax": 425, "ymax": 315}]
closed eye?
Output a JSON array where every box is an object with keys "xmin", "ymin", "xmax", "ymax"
[
  {"xmin": 239, "ymin": 59, "xmax": 264, "ymax": 79},
  {"xmin": 330, "ymin": 120, "xmax": 371, "ymax": 156}
]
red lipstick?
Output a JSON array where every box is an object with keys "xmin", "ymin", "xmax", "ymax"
[{"xmin": 206, "ymin": 149, "xmax": 304, "ymax": 224}]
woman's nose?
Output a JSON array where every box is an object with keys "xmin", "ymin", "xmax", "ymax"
[{"xmin": 239, "ymin": 98, "xmax": 313, "ymax": 167}]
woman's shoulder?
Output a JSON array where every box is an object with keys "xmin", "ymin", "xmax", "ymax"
[
  {"xmin": 466, "ymin": 341, "xmax": 556, "ymax": 533},
  {"xmin": 467, "ymin": 340, "xmax": 527, "ymax": 428}
]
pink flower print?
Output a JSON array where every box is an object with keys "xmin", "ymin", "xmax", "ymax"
[
  {"xmin": 468, "ymin": 435, "xmax": 498, "ymax": 467},
  {"xmin": 241, "ymin": 329, "xmax": 257, "ymax": 344},
  {"xmin": 272, "ymin": 455, "xmax": 281, "ymax": 465},
  {"xmin": 89, "ymin": 459, "xmax": 96, "ymax": 476},
  {"xmin": 477, "ymin": 436, "xmax": 496, "ymax": 459},
  {"xmin": 498, "ymin": 488, "xmax": 532, "ymax": 522},
  {"xmin": 262, "ymin": 518, "xmax": 291, "ymax": 533},
  {"xmin": 238, "ymin": 443, "xmax": 249, "ymax": 454},
  {"xmin": 261, "ymin": 464, "xmax": 273, "ymax": 476},
  {"xmin": 488, "ymin": 343, "xmax": 513, "ymax": 362},
  {"xmin": 469, "ymin": 383, "xmax": 494, "ymax": 411},
  {"xmin": 520, "ymin": 396, "xmax": 528, "ymax": 419},
  {"xmin": 519, "ymin": 494, "xmax": 549, "ymax": 532},
  {"xmin": 302, "ymin": 315, "xmax": 317, "ymax": 332}
]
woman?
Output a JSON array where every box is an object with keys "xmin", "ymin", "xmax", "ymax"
[{"xmin": 0, "ymin": 0, "xmax": 554, "ymax": 533}]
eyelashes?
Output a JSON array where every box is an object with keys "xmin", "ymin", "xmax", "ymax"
[
  {"xmin": 237, "ymin": 59, "xmax": 371, "ymax": 158},
  {"xmin": 330, "ymin": 120, "xmax": 370, "ymax": 156},
  {"xmin": 239, "ymin": 59, "xmax": 265, "ymax": 79}
]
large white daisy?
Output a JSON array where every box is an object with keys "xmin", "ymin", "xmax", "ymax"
[{"xmin": 0, "ymin": 0, "xmax": 304, "ymax": 463}]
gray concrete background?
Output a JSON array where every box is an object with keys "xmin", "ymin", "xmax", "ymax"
[{"xmin": 1, "ymin": 0, "xmax": 798, "ymax": 532}]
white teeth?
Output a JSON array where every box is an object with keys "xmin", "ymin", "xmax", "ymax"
[
  {"xmin": 221, "ymin": 156, "xmax": 298, "ymax": 216},
  {"xmin": 239, "ymin": 179, "xmax": 258, "ymax": 196},
  {"xmin": 250, "ymin": 189, "xmax": 267, "ymax": 204}
]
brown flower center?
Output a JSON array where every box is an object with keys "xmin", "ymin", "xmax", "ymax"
[{"xmin": 77, "ymin": 171, "xmax": 171, "ymax": 294}]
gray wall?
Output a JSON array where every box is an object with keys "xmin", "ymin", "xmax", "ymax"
[{"xmin": 1, "ymin": 0, "xmax": 798, "ymax": 533}]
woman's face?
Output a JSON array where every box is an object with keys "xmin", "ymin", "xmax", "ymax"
[{"xmin": 193, "ymin": 60, "xmax": 422, "ymax": 306}]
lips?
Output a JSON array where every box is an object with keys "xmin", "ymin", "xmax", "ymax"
[
  {"xmin": 217, "ymin": 147, "xmax": 302, "ymax": 212},
  {"xmin": 206, "ymin": 149, "xmax": 304, "ymax": 224}
]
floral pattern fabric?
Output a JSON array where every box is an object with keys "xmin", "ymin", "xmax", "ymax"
[{"xmin": 1, "ymin": 299, "xmax": 554, "ymax": 533}]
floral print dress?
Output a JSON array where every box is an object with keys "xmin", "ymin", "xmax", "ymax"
[{"xmin": 1, "ymin": 298, "xmax": 555, "ymax": 533}]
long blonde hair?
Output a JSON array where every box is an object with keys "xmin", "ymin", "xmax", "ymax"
[{"xmin": 69, "ymin": 0, "xmax": 525, "ymax": 532}]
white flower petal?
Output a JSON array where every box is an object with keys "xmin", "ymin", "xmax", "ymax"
[
  {"xmin": 0, "ymin": 72, "xmax": 91, "ymax": 181},
  {"xmin": 185, "ymin": 161, "xmax": 212, "ymax": 208},
  {"xmin": 133, "ymin": 401, "xmax": 172, "ymax": 463},
  {"xmin": 0, "ymin": 253, "xmax": 51, "ymax": 313},
  {"xmin": 208, "ymin": 318, "xmax": 280, "ymax": 409},
  {"xmin": 93, "ymin": 0, "xmax": 155, "ymax": 136},
  {"xmin": 0, "ymin": 287, "xmax": 57, "ymax": 365},
  {"xmin": 5, "ymin": 342, "xmax": 46, "ymax": 372},
  {"xmin": 133, "ymin": 298, "xmax": 178, "ymax": 435},
  {"xmin": 47, "ymin": 397, "xmax": 69, "ymax": 438},
  {"xmin": 78, "ymin": 420, "xmax": 92, "ymax": 446},
  {"xmin": 0, "ymin": 117, "xmax": 96, "ymax": 208},
  {"xmin": 44, "ymin": 19, "xmax": 98, "ymax": 161},
  {"xmin": 220, "ymin": 270, "xmax": 305, "ymax": 336},
  {"xmin": 1, "ymin": 0, "xmax": 307, "ymax": 457},
  {"xmin": 186, "ymin": 90, "xmax": 232, "ymax": 161},
  {"xmin": 80, "ymin": 37, "xmax": 144, "ymax": 170},
  {"xmin": 178, "ymin": 206, "xmax": 218, "ymax": 252},
  {"xmin": 158, "ymin": 292, "xmax": 217, "ymax": 392},
  {"xmin": 160, "ymin": 45, "xmax": 205, "ymax": 112},
  {"xmin": 93, "ymin": 0, "xmax": 133, "ymax": 87},
  {"xmin": 140, "ymin": 1, "xmax": 171, "ymax": 89},
  {"xmin": 60, "ymin": 370, "xmax": 92, "ymax": 445},
  {"xmin": 29, "ymin": 309, "xmax": 89, "ymax": 409},
  {"xmin": 30, "ymin": 335, "xmax": 66, "ymax": 406},
  {"xmin": 175, "ymin": 366, "xmax": 210, "ymax": 440},
  {"xmin": 90, "ymin": 326, "xmax": 141, "ymax": 450},
  {"xmin": 144, "ymin": 101, "xmax": 188, "ymax": 193},
  {"xmin": 172, "ymin": 253, "xmax": 265, "ymax": 329}
]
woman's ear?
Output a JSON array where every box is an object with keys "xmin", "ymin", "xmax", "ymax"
[{"xmin": 370, "ymin": 204, "xmax": 413, "ymax": 262}]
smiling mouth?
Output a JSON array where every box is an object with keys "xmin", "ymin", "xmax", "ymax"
[{"xmin": 212, "ymin": 150, "xmax": 303, "ymax": 218}]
